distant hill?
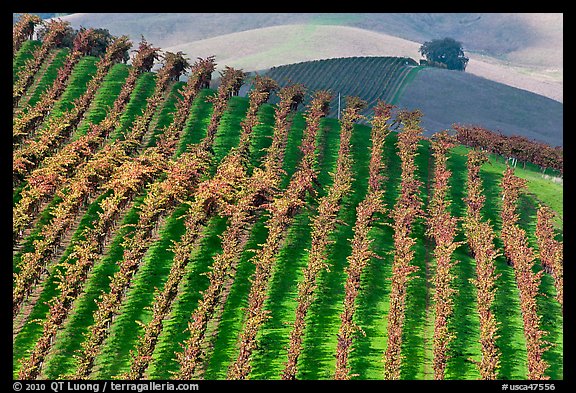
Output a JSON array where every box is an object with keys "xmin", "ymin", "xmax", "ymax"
[
  {"xmin": 254, "ymin": 57, "xmax": 562, "ymax": 146},
  {"xmin": 396, "ymin": 67, "xmax": 563, "ymax": 146},
  {"xmin": 22, "ymin": 12, "xmax": 562, "ymax": 146},
  {"xmin": 55, "ymin": 13, "xmax": 561, "ymax": 70},
  {"xmin": 260, "ymin": 56, "xmax": 420, "ymax": 120},
  {"xmin": 12, "ymin": 13, "xmax": 70, "ymax": 23},
  {"xmin": 54, "ymin": 13, "xmax": 562, "ymax": 102}
]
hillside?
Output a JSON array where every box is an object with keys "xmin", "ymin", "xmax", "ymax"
[
  {"xmin": 162, "ymin": 25, "xmax": 422, "ymax": 73},
  {"xmin": 261, "ymin": 56, "xmax": 420, "ymax": 119},
  {"xmin": 55, "ymin": 13, "xmax": 562, "ymax": 102},
  {"xmin": 253, "ymin": 56, "xmax": 562, "ymax": 146},
  {"xmin": 56, "ymin": 13, "xmax": 561, "ymax": 69},
  {"xmin": 12, "ymin": 32, "xmax": 563, "ymax": 381},
  {"xmin": 396, "ymin": 67, "xmax": 563, "ymax": 146}
]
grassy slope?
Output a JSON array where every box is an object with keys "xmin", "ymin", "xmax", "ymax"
[
  {"xmin": 445, "ymin": 147, "xmax": 482, "ymax": 380},
  {"xmin": 202, "ymin": 112, "xmax": 311, "ymax": 379},
  {"xmin": 41, "ymin": 89, "xmax": 214, "ymax": 378},
  {"xmin": 417, "ymin": 143, "xmax": 562, "ymax": 380},
  {"xmin": 296, "ymin": 121, "xmax": 372, "ymax": 380},
  {"xmin": 21, "ymin": 48, "xmax": 70, "ymax": 109},
  {"xmin": 94, "ymin": 95, "xmax": 250, "ymax": 379},
  {"xmin": 145, "ymin": 95, "xmax": 269, "ymax": 380},
  {"xmin": 516, "ymin": 195, "xmax": 563, "ymax": 380},
  {"xmin": 13, "ymin": 40, "xmax": 42, "ymax": 82},
  {"xmin": 13, "ymin": 78, "xmax": 563, "ymax": 379},
  {"xmin": 463, "ymin": 145, "xmax": 562, "ymax": 379},
  {"xmin": 110, "ymin": 72, "xmax": 157, "ymax": 140},
  {"xmin": 13, "ymin": 68, "xmax": 160, "ymax": 378},
  {"xmin": 250, "ymin": 115, "xmax": 342, "ymax": 379},
  {"xmin": 398, "ymin": 140, "xmax": 431, "ymax": 380},
  {"xmin": 40, "ymin": 194, "xmax": 146, "ymax": 379},
  {"xmin": 347, "ymin": 131, "xmax": 400, "ymax": 379}
]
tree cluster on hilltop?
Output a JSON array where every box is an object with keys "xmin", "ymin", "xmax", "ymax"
[{"xmin": 420, "ymin": 37, "xmax": 469, "ymax": 71}]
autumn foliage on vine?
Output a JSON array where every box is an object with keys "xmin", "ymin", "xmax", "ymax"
[
  {"xmin": 454, "ymin": 124, "xmax": 562, "ymax": 174},
  {"xmin": 13, "ymin": 19, "xmax": 71, "ymax": 108},
  {"xmin": 13, "ymin": 13, "xmax": 43, "ymax": 55},
  {"xmin": 237, "ymin": 75, "xmax": 279, "ymax": 158},
  {"xmin": 425, "ymin": 131, "xmax": 462, "ymax": 380},
  {"xmin": 124, "ymin": 75, "xmax": 277, "ymax": 380},
  {"xmin": 16, "ymin": 55, "xmax": 218, "ymax": 381},
  {"xmin": 470, "ymin": 220, "xmax": 501, "ymax": 379},
  {"xmin": 462, "ymin": 149, "xmax": 501, "ymax": 380},
  {"xmin": 13, "ymin": 38, "xmax": 163, "ymax": 244},
  {"xmin": 462, "ymin": 150, "xmax": 488, "ymax": 255},
  {"xmin": 12, "ymin": 45, "xmax": 201, "ymax": 327},
  {"xmin": 333, "ymin": 101, "xmax": 392, "ymax": 380},
  {"xmin": 72, "ymin": 65, "xmax": 243, "ymax": 379},
  {"xmin": 383, "ymin": 109, "xmax": 424, "ymax": 380},
  {"xmin": 500, "ymin": 167, "xmax": 527, "ymax": 265},
  {"xmin": 535, "ymin": 205, "xmax": 563, "ymax": 311},
  {"xmin": 500, "ymin": 166, "xmax": 549, "ymax": 380},
  {"xmin": 227, "ymin": 93, "xmax": 343, "ymax": 381},
  {"xmin": 174, "ymin": 83, "xmax": 307, "ymax": 380},
  {"xmin": 16, "ymin": 151, "xmax": 166, "ymax": 380},
  {"xmin": 281, "ymin": 96, "xmax": 367, "ymax": 380},
  {"xmin": 13, "ymin": 36, "xmax": 132, "ymax": 181},
  {"xmin": 13, "ymin": 28, "xmax": 97, "ymax": 146},
  {"xmin": 12, "ymin": 144, "xmax": 128, "ymax": 317}
]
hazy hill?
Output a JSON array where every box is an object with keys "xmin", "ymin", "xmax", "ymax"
[
  {"xmin": 55, "ymin": 13, "xmax": 562, "ymax": 102},
  {"xmin": 56, "ymin": 13, "xmax": 561, "ymax": 68},
  {"xmin": 260, "ymin": 56, "xmax": 418, "ymax": 119},
  {"xmin": 40, "ymin": 12, "xmax": 562, "ymax": 146},
  {"xmin": 254, "ymin": 57, "xmax": 562, "ymax": 147},
  {"xmin": 396, "ymin": 67, "xmax": 563, "ymax": 146}
]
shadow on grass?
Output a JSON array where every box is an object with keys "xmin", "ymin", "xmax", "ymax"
[
  {"xmin": 13, "ymin": 192, "xmax": 108, "ymax": 378},
  {"xmin": 538, "ymin": 271, "xmax": 563, "ymax": 380},
  {"xmin": 176, "ymin": 89, "xmax": 216, "ymax": 155},
  {"xmin": 298, "ymin": 123, "xmax": 371, "ymax": 379},
  {"xmin": 517, "ymin": 192, "xmax": 563, "ymax": 380},
  {"xmin": 400, "ymin": 140, "xmax": 430, "ymax": 380},
  {"xmin": 146, "ymin": 82, "xmax": 186, "ymax": 148},
  {"xmin": 203, "ymin": 216, "xmax": 265, "ymax": 379},
  {"xmin": 41, "ymin": 194, "xmax": 145, "ymax": 378},
  {"xmin": 250, "ymin": 118, "xmax": 342, "ymax": 379},
  {"xmin": 349, "ymin": 131, "xmax": 400, "ymax": 379},
  {"xmin": 54, "ymin": 56, "xmax": 100, "ymax": 114},
  {"xmin": 250, "ymin": 209, "xmax": 312, "ymax": 379},
  {"xmin": 93, "ymin": 203, "xmax": 190, "ymax": 379},
  {"xmin": 481, "ymin": 166, "xmax": 528, "ymax": 379},
  {"xmin": 147, "ymin": 215, "xmax": 228, "ymax": 379},
  {"xmin": 445, "ymin": 147, "xmax": 481, "ymax": 380}
]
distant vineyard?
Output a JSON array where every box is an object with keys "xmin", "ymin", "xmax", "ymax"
[
  {"xmin": 13, "ymin": 16, "xmax": 563, "ymax": 382},
  {"xmin": 262, "ymin": 56, "xmax": 421, "ymax": 120}
]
